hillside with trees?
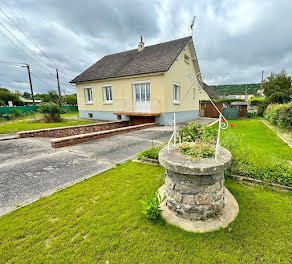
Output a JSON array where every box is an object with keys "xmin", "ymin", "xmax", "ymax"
[{"xmin": 210, "ymin": 83, "xmax": 261, "ymax": 96}]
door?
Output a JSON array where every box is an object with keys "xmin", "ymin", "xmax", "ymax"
[{"xmin": 134, "ymin": 83, "xmax": 150, "ymax": 112}]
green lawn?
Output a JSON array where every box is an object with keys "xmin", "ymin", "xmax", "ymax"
[
  {"xmin": 221, "ymin": 119, "xmax": 291, "ymax": 162},
  {"xmin": 0, "ymin": 113, "xmax": 95, "ymax": 134},
  {"xmin": 0, "ymin": 162, "xmax": 291, "ymax": 263},
  {"xmin": 220, "ymin": 119, "xmax": 292, "ymax": 185}
]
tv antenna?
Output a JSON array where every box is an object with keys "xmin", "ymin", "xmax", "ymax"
[{"xmin": 190, "ymin": 16, "xmax": 196, "ymax": 37}]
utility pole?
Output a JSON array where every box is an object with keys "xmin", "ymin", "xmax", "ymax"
[
  {"xmin": 245, "ymin": 84, "xmax": 248, "ymax": 100},
  {"xmin": 22, "ymin": 64, "xmax": 35, "ymax": 105},
  {"xmin": 56, "ymin": 68, "xmax": 62, "ymax": 98},
  {"xmin": 261, "ymin": 70, "xmax": 264, "ymax": 91}
]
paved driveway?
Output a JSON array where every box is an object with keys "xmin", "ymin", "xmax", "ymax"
[{"xmin": 0, "ymin": 118, "xmax": 215, "ymax": 216}]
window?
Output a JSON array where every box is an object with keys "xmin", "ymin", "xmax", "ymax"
[
  {"xmin": 88, "ymin": 113, "xmax": 93, "ymax": 118},
  {"xmin": 103, "ymin": 85, "xmax": 112, "ymax": 103},
  {"xmin": 173, "ymin": 83, "xmax": 180, "ymax": 104},
  {"xmin": 84, "ymin": 86, "xmax": 93, "ymax": 104},
  {"xmin": 184, "ymin": 54, "xmax": 190, "ymax": 64}
]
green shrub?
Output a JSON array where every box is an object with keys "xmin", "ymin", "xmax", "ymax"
[
  {"xmin": 0, "ymin": 114, "xmax": 12, "ymax": 121},
  {"xmin": 178, "ymin": 122, "xmax": 217, "ymax": 143},
  {"xmin": 38, "ymin": 102, "xmax": 63, "ymax": 122},
  {"xmin": 231, "ymin": 160, "xmax": 292, "ymax": 186},
  {"xmin": 178, "ymin": 142, "xmax": 215, "ymax": 160},
  {"xmin": 248, "ymin": 97, "xmax": 265, "ymax": 106},
  {"xmin": 245, "ymin": 112, "xmax": 257, "ymax": 118},
  {"xmin": 264, "ymin": 104, "xmax": 282, "ymax": 125},
  {"xmin": 140, "ymin": 191, "xmax": 166, "ymax": 220},
  {"xmin": 0, "ymin": 99, "xmax": 5, "ymax": 106},
  {"xmin": 200, "ymin": 99, "xmax": 245, "ymax": 104},
  {"xmin": 12, "ymin": 109, "xmax": 24, "ymax": 118},
  {"xmin": 278, "ymin": 103, "xmax": 292, "ymax": 129},
  {"xmin": 256, "ymin": 99, "xmax": 269, "ymax": 116},
  {"xmin": 137, "ymin": 144, "xmax": 164, "ymax": 160}
]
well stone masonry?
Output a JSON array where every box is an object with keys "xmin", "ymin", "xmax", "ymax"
[{"xmin": 159, "ymin": 146, "xmax": 232, "ymax": 221}]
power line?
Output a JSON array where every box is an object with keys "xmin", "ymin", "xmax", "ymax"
[
  {"xmin": 0, "ymin": 20, "xmax": 55, "ymax": 71},
  {"xmin": 0, "ymin": 26, "xmax": 54, "ymax": 74},
  {"xmin": 0, "ymin": 7, "xmax": 62, "ymax": 71}
]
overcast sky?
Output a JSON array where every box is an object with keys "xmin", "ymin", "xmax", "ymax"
[{"xmin": 0, "ymin": 0, "xmax": 291, "ymax": 94}]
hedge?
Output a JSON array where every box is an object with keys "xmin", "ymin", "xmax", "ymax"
[{"xmin": 264, "ymin": 103, "xmax": 292, "ymax": 129}]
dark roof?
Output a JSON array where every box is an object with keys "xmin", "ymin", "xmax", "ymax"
[
  {"xmin": 70, "ymin": 36, "xmax": 192, "ymax": 83},
  {"xmin": 202, "ymin": 82, "xmax": 218, "ymax": 99}
]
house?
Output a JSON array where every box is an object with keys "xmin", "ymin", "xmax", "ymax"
[
  {"xmin": 19, "ymin": 96, "xmax": 42, "ymax": 106},
  {"xmin": 199, "ymin": 82, "xmax": 218, "ymax": 100},
  {"xmin": 225, "ymin": 94, "xmax": 253, "ymax": 100},
  {"xmin": 70, "ymin": 36, "xmax": 202, "ymax": 125}
]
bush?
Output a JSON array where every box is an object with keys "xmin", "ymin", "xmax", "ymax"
[
  {"xmin": 248, "ymin": 97, "xmax": 265, "ymax": 106},
  {"xmin": 245, "ymin": 112, "xmax": 257, "ymax": 118},
  {"xmin": 38, "ymin": 102, "xmax": 63, "ymax": 122},
  {"xmin": 0, "ymin": 99, "xmax": 5, "ymax": 106},
  {"xmin": 264, "ymin": 103, "xmax": 292, "ymax": 129},
  {"xmin": 278, "ymin": 103, "xmax": 292, "ymax": 129},
  {"xmin": 0, "ymin": 88, "xmax": 24, "ymax": 106},
  {"xmin": 137, "ymin": 143, "xmax": 165, "ymax": 160},
  {"xmin": 264, "ymin": 104, "xmax": 282, "ymax": 125},
  {"xmin": 178, "ymin": 142, "xmax": 215, "ymax": 160},
  {"xmin": 140, "ymin": 191, "xmax": 166, "ymax": 220},
  {"xmin": 12, "ymin": 109, "xmax": 24, "ymax": 118},
  {"xmin": 178, "ymin": 122, "xmax": 217, "ymax": 143},
  {"xmin": 231, "ymin": 160, "xmax": 292, "ymax": 186}
]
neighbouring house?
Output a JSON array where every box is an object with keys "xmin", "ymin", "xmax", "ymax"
[
  {"xmin": 70, "ymin": 36, "xmax": 203, "ymax": 125},
  {"xmin": 19, "ymin": 96, "xmax": 42, "ymax": 106},
  {"xmin": 225, "ymin": 94, "xmax": 253, "ymax": 100},
  {"xmin": 199, "ymin": 82, "xmax": 218, "ymax": 100}
]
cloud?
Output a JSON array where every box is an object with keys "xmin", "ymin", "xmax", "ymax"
[{"xmin": 0, "ymin": 0, "xmax": 291, "ymax": 95}]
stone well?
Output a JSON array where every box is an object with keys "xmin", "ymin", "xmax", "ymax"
[{"xmin": 159, "ymin": 146, "xmax": 232, "ymax": 221}]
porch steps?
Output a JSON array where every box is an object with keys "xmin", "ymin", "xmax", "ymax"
[{"xmin": 51, "ymin": 122, "xmax": 157, "ymax": 148}]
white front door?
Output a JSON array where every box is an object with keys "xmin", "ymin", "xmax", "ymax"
[{"xmin": 134, "ymin": 83, "xmax": 151, "ymax": 112}]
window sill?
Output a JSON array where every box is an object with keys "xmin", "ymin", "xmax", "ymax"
[
  {"xmin": 184, "ymin": 60, "xmax": 190, "ymax": 64},
  {"xmin": 173, "ymin": 101, "xmax": 180, "ymax": 105},
  {"xmin": 85, "ymin": 102, "xmax": 93, "ymax": 105},
  {"xmin": 103, "ymin": 101, "xmax": 112, "ymax": 105}
]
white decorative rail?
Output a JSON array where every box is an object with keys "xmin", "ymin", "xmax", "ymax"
[{"xmin": 167, "ymin": 72, "xmax": 229, "ymax": 160}]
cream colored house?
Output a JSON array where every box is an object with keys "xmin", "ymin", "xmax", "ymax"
[{"xmin": 71, "ymin": 36, "xmax": 204, "ymax": 125}]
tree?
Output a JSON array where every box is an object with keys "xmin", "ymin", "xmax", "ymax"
[
  {"xmin": 0, "ymin": 88, "xmax": 24, "ymax": 106},
  {"xmin": 263, "ymin": 70, "xmax": 292, "ymax": 103},
  {"xmin": 22, "ymin": 91, "xmax": 32, "ymax": 99},
  {"xmin": 62, "ymin": 94, "xmax": 77, "ymax": 105},
  {"xmin": 42, "ymin": 90, "xmax": 61, "ymax": 105}
]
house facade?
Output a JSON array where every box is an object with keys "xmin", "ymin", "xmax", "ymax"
[{"xmin": 71, "ymin": 36, "xmax": 202, "ymax": 125}]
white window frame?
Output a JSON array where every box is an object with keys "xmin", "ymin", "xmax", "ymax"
[
  {"xmin": 84, "ymin": 86, "xmax": 93, "ymax": 104},
  {"xmin": 184, "ymin": 54, "xmax": 190, "ymax": 64},
  {"xmin": 102, "ymin": 84, "xmax": 112, "ymax": 104},
  {"xmin": 173, "ymin": 82, "xmax": 180, "ymax": 104}
]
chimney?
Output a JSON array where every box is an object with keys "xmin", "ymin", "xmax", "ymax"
[{"xmin": 138, "ymin": 36, "xmax": 144, "ymax": 51}]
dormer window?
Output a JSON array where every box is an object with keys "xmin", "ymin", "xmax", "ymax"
[{"xmin": 184, "ymin": 54, "xmax": 190, "ymax": 64}]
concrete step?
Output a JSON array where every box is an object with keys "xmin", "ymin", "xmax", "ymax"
[{"xmin": 51, "ymin": 123, "xmax": 157, "ymax": 148}]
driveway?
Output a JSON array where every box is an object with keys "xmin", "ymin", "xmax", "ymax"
[{"xmin": 0, "ymin": 117, "xmax": 215, "ymax": 216}]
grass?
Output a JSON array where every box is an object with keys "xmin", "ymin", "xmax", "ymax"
[
  {"xmin": 221, "ymin": 119, "xmax": 292, "ymax": 163},
  {"xmin": 220, "ymin": 119, "xmax": 292, "ymax": 185},
  {"xmin": 0, "ymin": 112, "xmax": 95, "ymax": 134},
  {"xmin": 0, "ymin": 162, "xmax": 291, "ymax": 263}
]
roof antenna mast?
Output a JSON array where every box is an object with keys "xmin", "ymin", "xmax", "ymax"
[{"xmin": 190, "ymin": 16, "xmax": 196, "ymax": 38}]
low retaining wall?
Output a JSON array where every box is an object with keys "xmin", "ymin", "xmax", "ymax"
[
  {"xmin": 51, "ymin": 123, "xmax": 157, "ymax": 148},
  {"xmin": 18, "ymin": 120, "xmax": 129, "ymax": 138}
]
